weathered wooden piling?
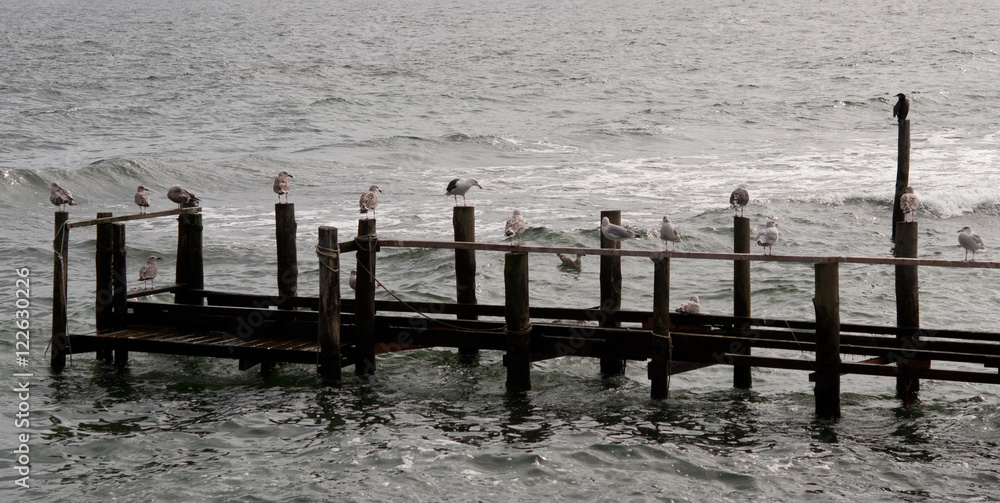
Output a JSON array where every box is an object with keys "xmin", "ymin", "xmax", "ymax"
[
  {"xmin": 813, "ymin": 262, "xmax": 841, "ymax": 420},
  {"xmin": 355, "ymin": 219, "xmax": 378, "ymax": 377},
  {"xmin": 599, "ymin": 210, "xmax": 626, "ymax": 376},
  {"xmin": 453, "ymin": 206, "xmax": 478, "ymax": 359},
  {"xmin": 111, "ymin": 223, "xmax": 129, "ymax": 368},
  {"xmin": 894, "ymin": 221, "xmax": 924, "ymax": 397},
  {"xmin": 649, "ymin": 258, "xmax": 671, "ymax": 399},
  {"xmin": 51, "ymin": 211, "xmax": 70, "ymax": 372},
  {"xmin": 317, "ymin": 226, "xmax": 342, "ymax": 383},
  {"xmin": 733, "ymin": 216, "xmax": 752, "ymax": 389},
  {"xmin": 175, "ymin": 202, "xmax": 204, "ymax": 305},
  {"xmin": 504, "ymin": 252, "xmax": 531, "ymax": 392},
  {"xmin": 95, "ymin": 213, "xmax": 114, "ymax": 363},
  {"xmin": 892, "ymin": 119, "xmax": 911, "ymax": 241},
  {"xmin": 275, "ymin": 203, "xmax": 298, "ymax": 303}
]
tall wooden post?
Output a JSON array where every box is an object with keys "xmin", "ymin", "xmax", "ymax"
[
  {"xmin": 51, "ymin": 211, "xmax": 69, "ymax": 372},
  {"xmin": 111, "ymin": 223, "xmax": 128, "ymax": 369},
  {"xmin": 894, "ymin": 221, "xmax": 923, "ymax": 397},
  {"xmin": 95, "ymin": 212, "xmax": 114, "ymax": 363},
  {"xmin": 599, "ymin": 210, "xmax": 626, "ymax": 375},
  {"xmin": 814, "ymin": 262, "xmax": 841, "ymax": 420},
  {"xmin": 355, "ymin": 219, "xmax": 377, "ymax": 377},
  {"xmin": 453, "ymin": 206, "xmax": 478, "ymax": 359},
  {"xmin": 275, "ymin": 203, "xmax": 298, "ymax": 303},
  {"xmin": 733, "ymin": 216, "xmax": 752, "ymax": 388},
  {"xmin": 504, "ymin": 252, "xmax": 531, "ymax": 393},
  {"xmin": 649, "ymin": 258, "xmax": 671, "ymax": 399},
  {"xmin": 318, "ymin": 226, "xmax": 342, "ymax": 383},
  {"xmin": 892, "ymin": 120, "xmax": 911, "ymax": 241},
  {"xmin": 175, "ymin": 203, "xmax": 204, "ymax": 305}
]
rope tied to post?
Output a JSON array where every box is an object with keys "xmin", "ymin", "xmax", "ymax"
[{"xmin": 314, "ymin": 244, "xmax": 340, "ymax": 274}]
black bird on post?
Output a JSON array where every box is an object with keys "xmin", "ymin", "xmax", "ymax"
[{"xmin": 893, "ymin": 93, "xmax": 909, "ymax": 123}]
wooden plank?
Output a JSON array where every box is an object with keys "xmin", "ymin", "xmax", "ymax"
[
  {"xmin": 128, "ymin": 283, "xmax": 186, "ymax": 298},
  {"xmin": 67, "ymin": 207, "xmax": 201, "ymax": 228}
]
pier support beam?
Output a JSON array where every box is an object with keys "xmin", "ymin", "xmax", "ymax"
[
  {"xmin": 733, "ymin": 216, "xmax": 752, "ymax": 389},
  {"xmin": 649, "ymin": 258, "xmax": 671, "ymax": 399},
  {"xmin": 96, "ymin": 212, "xmax": 114, "ymax": 363},
  {"xmin": 355, "ymin": 219, "xmax": 378, "ymax": 377},
  {"xmin": 453, "ymin": 206, "xmax": 479, "ymax": 360},
  {"xmin": 175, "ymin": 202, "xmax": 204, "ymax": 305},
  {"xmin": 504, "ymin": 252, "xmax": 531, "ymax": 393},
  {"xmin": 275, "ymin": 203, "xmax": 298, "ymax": 303},
  {"xmin": 318, "ymin": 226, "xmax": 342, "ymax": 384},
  {"xmin": 814, "ymin": 262, "xmax": 841, "ymax": 420},
  {"xmin": 112, "ymin": 223, "xmax": 128, "ymax": 368},
  {"xmin": 894, "ymin": 221, "xmax": 924, "ymax": 398},
  {"xmin": 892, "ymin": 119, "xmax": 911, "ymax": 241},
  {"xmin": 51, "ymin": 211, "xmax": 69, "ymax": 372},
  {"xmin": 599, "ymin": 210, "xmax": 626, "ymax": 376}
]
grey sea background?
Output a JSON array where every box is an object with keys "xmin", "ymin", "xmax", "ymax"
[{"xmin": 2, "ymin": 0, "xmax": 1000, "ymax": 501}]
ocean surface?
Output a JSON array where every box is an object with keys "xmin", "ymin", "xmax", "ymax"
[{"xmin": 2, "ymin": 0, "xmax": 1000, "ymax": 501}]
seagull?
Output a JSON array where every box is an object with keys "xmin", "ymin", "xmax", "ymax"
[
  {"xmin": 893, "ymin": 93, "xmax": 909, "ymax": 123},
  {"xmin": 504, "ymin": 209, "xmax": 527, "ymax": 245},
  {"xmin": 50, "ymin": 182, "xmax": 77, "ymax": 211},
  {"xmin": 134, "ymin": 185, "xmax": 150, "ymax": 214},
  {"xmin": 659, "ymin": 216, "xmax": 682, "ymax": 251},
  {"xmin": 167, "ymin": 185, "xmax": 200, "ymax": 208},
  {"xmin": 557, "ymin": 253, "xmax": 583, "ymax": 269},
  {"xmin": 958, "ymin": 225, "xmax": 985, "ymax": 261},
  {"xmin": 273, "ymin": 170, "xmax": 292, "ymax": 203},
  {"xmin": 445, "ymin": 178, "xmax": 483, "ymax": 206},
  {"xmin": 601, "ymin": 216, "xmax": 641, "ymax": 242},
  {"xmin": 756, "ymin": 220, "xmax": 779, "ymax": 255},
  {"xmin": 349, "ymin": 270, "xmax": 357, "ymax": 291},
  {"xmin": 675, "ymin": 296, "xmax": 700, "ymax": 314},
  {"xmin": 730, "ymin": 185, "xmax": 749, "ymax": 217},
  {"xmin": 137, "ymin": 256, "xmax": 161, "ymax": 288},
  {"xmin": 359, "ymin": 184, "xmax": 381, "ymax": 219},
  {"xmin": 899, "ymin": 186, "xmax": 919, "ymax": 222}
]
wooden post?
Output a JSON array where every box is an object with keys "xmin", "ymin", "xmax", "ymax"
[
  {"xmin": 733, "ymin": 216, "xmax": 752, "ymax": 388},
  {"xmin": 317, "ymin": 226, "xmax": 342, "ymax": 383},
  {"xmin": 95, "ymin": 212, "xmax": 114, "ymax": 363},
  {"xmin": 599, "ymin": 210, "xmax": 626, "ymax": 375},
  {"xmin": 111, "ymin": 223, "xmax": 128, "ymax": 368},
  {"xmin": 504, "ymin": 252, "xmax": 531, "ymax": 393},
  {"xmin": 892, "ymin": 119, "xmax": 910, "ymax": 241},
  {"xmin": 813, "ymin": 262, "xmax": 841, "ymax": 420},
  {"xmin": 275, "ymin": 203, "xmax": 298, "ymax": 302},
  {"xmin": 649, "ymin": 258, "xmax": 671, "ymax": 399},
  {"xmin": 51, "ymin": 211, "xmax": 69, "ymax": 372},
  {"xmin": 453, "ymin": 206, "xmax": 479, "ymax": 359},
  {"xmin": 355, "ymin": 219, "xmax": 377, "ymax": 377},
  {"xmin": 894, "ymin": 221, "xmax": 923, "ymax": 398},
  {"xmin": 175, "ymin": 202, "xmax": 204, "ymax": 305}
]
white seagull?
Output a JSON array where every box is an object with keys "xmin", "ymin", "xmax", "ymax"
[
  {"xmin": 601, "ymin": 216, "xmax": 641, "ymax": 242},
  {"xmin": 730, "ymin": 185, "xmax": 749, "ymax": 217},
  {"xmin": 167, "ymin": 185, "xmax": 200, "ymax": 208},
  {"xmin": 359, "ymin": 184, "xmax": 381, "ymax": 219},
  {"xmin": 675, "ymin": 296, "xmax": 700, "ymax": 314},
  {"xmin": 273, "ymin": 170, "xmax": 293, "ymax": 203},
  {"xmin": 659, "ymin": 216, "xmax": 682, "ymax": 251},
  {"xmin": 445, "ymin": 178, "xmax": 483, "ymax": 206},
  {"xmin": 137, "ymin": 256, "xmax": 161, "ymax": 288},
  {"xmin": 50, "ymin": 182, "xmax": 77, "ymax": 211},
  {"xmin": 134, "ymin": 185, "xmax": 150, "ymax": 214},
  {"xmin": 756, "ymin": 220, "xmax": 779, "ymax": 255},
  {"xmin": 958, "ymin": 225, "xmax": 985, "ymax": 261},
  {"xmin": 349, "ymin": 270, "xmax": 357, "ymax": 291},
  {"xmin": 899, "ymin": 186, "xmax": 919, "ymax": 222},
  {"xmin": 504, "ymin": 209, "xmax": 527, "ymax": 245}
]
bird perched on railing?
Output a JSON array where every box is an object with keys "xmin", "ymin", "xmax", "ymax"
[
  {"xmin": 958, "ymin": 226, "xmax": 985, "ymax": 261},
  {"xmin": 756, "ymin": 220, "xmax": 779, "ymax": 255},
  {"xmin": 893, "ymin": 93, "xmax": 909, "ymax": 123},
  {"xmin": 134, "ymin": 185, "xmax": 150, "ymax": 214},
  {"xmin": 445, "ymin": 178, "xmax": 483, "ymax": 206},
  {"xmin": 899, "ymin": 186, "xmax": 919, "ymax": 222},
  {"xmin": 675, "ymin": 296, "xmax": 700, "ymax": 314},
  {"xmin": 729, "ymin": 185, "xmax": 749, "ymax": 217},
  {"xmin": 50, "ymin": 182, "xmax": 77, "ymax": 211},
  {"xmin": 601, "ymin": 216, "xmax": 640, "ymax": 242},
  {"xmin": 167, "ymin": 185, "xmax": 200, "ymax": 208},
  {"xmin": 504, "ymin": 209, "xmax": 526, "ymax": 245},
  {"xmin": 359, "ymin": 184, "xmax": 381, "ymax": 219},
  {"xmin": 659, "ymin": 216, "xmax": 682, "ymax": 251},
  {"xmin": 273, "ymin": 170, "xmax": 293, "ymax": 203},
  {"xmin": 138, "ymin": 256, "xmax": 161, "ymax": 288}
]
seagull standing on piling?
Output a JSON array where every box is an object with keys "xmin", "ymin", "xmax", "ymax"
[
  {"xmin": 730, "ymin": 185, "xmax": 749, "ymax": 217},
  {"xmin": 167, "ymin": 185, "xmax": 200, "ymax": 208},
  {"xmin": 958, "ymin": 225, "xmax": 985, "ymax": 261},
  {"xmin": 445, "ymin": 178, "xmax": 482, "ymax": 206},
  {"xmin": 359, "ymin": 185, "xmax": 381, "ymax": 219},
  {"xmin": 900, "ymin": 186, "xmax": 920, "ymax": 222},
  {"xmin": 659, "ymin": 216, "xmax": 682, "ymax": 251},
  {"xmin": 675, "ymin": 296, "xmax": 700, "ymax": 314},
  {"xmin": 50, "ymin": 182, "xmax": 77, "ymax": 211},
  {"xmin": 893, "ymin": 93, "xmax": 909, "ymax": 123},
  {"xmin": 601, "ymin": 216, "xmax": 641, "ymax": 242},
  {"xmin": 504, "ymin": 209, "xmax": 527, "ymax": 245},
  {"xmin": 273, "ymin": 170, "xmax": 292, "ymax": 203},
  {"xmin": 756, "ymin": 220, "xmax": 779, "ymax": 255},
  {"xmin": 557, "ymin": 253, "xmax": 583, "ymax": 269},
  {"xmin": 138, "ymin": 256, "xmax": 161, "ymax": 288},
  {"xmin": 134, "ymin": 185, "xmax": 150, "ymax": 214}
]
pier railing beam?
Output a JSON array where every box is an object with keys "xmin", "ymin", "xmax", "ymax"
[
  {"xmin": 894, "ymin": 221, "xmax": 924, "ymax": 398},
  {"xmin": 454, "ymin": 206, "xmax": 479, "ymax": 360},
  {"xmin": 649, "ymin": 258, "xmax": 671, "ymax": 399},
  {"xmin": 892, "ymin": 119, "xmax": 911, "ymax": 241},
  {"xmin": 504, "ymin": 252, "xmax": 531, "ymax": 393},
  {"xmin": 318, "ymin": 226, "xmax": 342, "ymax": 384},
  {"xmin": 51, "ymin": 211, "xmax": 69, "ymax": 372},
  {"xmin": 355, "ymin": 219, "xmax": 378, "ymax": 377},
  {"xmin": 95, "ymin": 212, "xmax": 114, "ymax": 363},
  {"xmin": 599, "ymin": 210, "xmax": 626, "ymax": 376},
  {"xmin": 814, "ymin": 262, "xmax": 841, "ymax": 420},
  {"xmin": 733, "ymin": 216, "xmax": 752, "ymax": 389},
  {"xmin": 175, "ymin": 202, "xmax": 204, "ymax": 305}
]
